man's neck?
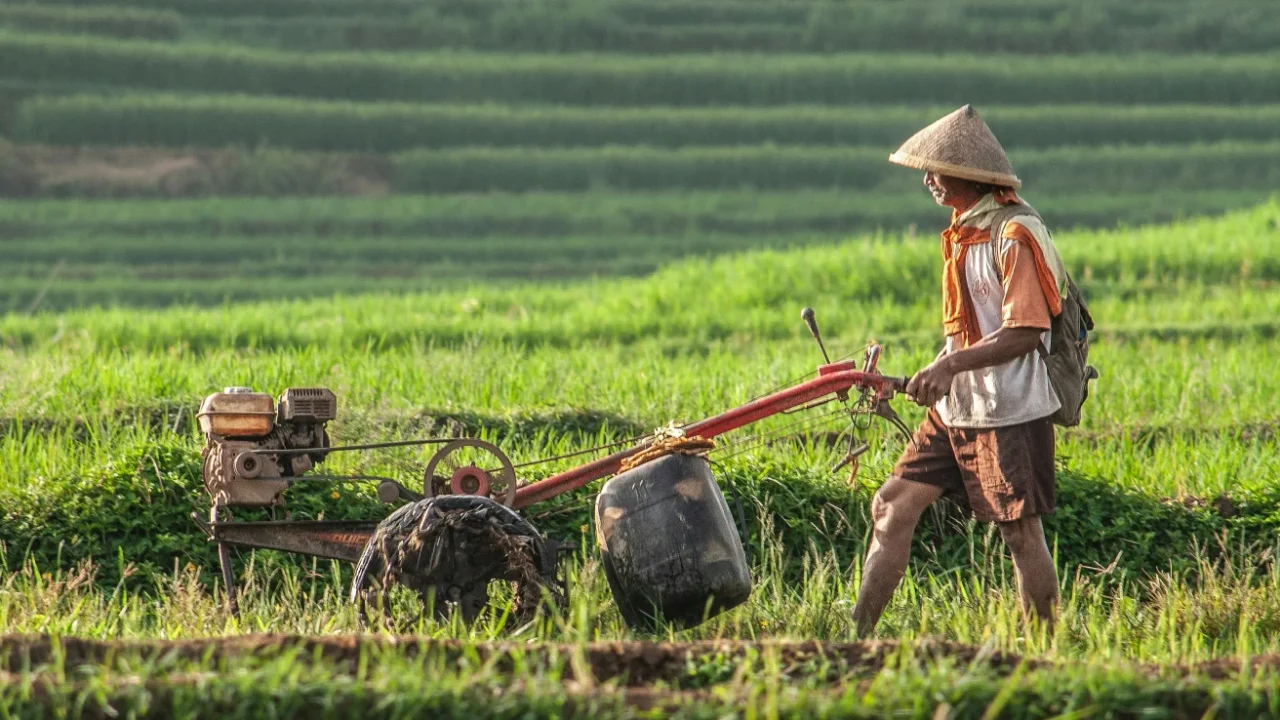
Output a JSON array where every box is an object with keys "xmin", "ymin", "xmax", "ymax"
[
  {"xmin": 945, "ymin": 190, "xmax": 987, "ymax": 226},
  {"xmin": 946, "ymin": 189, "xmax": 985, "ymax": 215}
]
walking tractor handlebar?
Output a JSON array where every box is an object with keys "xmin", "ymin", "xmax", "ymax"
[
  {"xmin": 192, "ymin": 307, "xmax": 917, "ymax": 628},
  {"xmin": 512, "ymin": 346, "xmax": 911, "ymax": 508}
]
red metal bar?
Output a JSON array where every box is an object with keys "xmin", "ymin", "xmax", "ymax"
[{"xmin": 511, "ymin": 366, "xmax": 902, "ymax": 509}]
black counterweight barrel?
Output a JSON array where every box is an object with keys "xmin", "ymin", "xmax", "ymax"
[{"xmin": 594, "ymin": 453, "xmax": 752, "ymax": 631}]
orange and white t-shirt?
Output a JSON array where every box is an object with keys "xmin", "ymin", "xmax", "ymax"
[{"xmin": 937, "ymin": 196, "xmax": 1062, "ymax": 428}]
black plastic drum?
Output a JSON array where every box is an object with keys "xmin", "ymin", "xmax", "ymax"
[{"xmin": 594, "ymin": 453, "xmax": 752, "ymax": 630}]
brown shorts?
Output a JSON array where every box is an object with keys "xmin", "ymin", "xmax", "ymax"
[{"xmin": 892, "ymin": 409, "xmax": 1056, "ymax": 523}]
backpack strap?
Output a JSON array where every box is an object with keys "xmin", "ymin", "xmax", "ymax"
[
  {"xmin": 985, "ymin": 202, "xmax": 1050, "ymax": 359},
  {"xmin": 985, "ymin": 202, "xmax": 1044, "ymax": 281}
]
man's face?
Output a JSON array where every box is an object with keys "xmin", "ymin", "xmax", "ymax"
[{"xmin": 923, "ymin": 171, "xmax": 975, "ymax": 208}]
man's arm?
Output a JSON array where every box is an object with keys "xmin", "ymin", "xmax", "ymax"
[{"xmin": 908, "ymin": 328, "xmax": 1042, "ymax": 406}]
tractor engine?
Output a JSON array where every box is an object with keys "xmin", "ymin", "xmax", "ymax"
[{"xmin": 198, "ymin": 387, "xmax": 337, "ymax": 507}]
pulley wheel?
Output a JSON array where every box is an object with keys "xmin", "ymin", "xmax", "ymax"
[
  {"xmin": 423, "ymin": 439, "xmax": 517, "ymax": 507},
  {"xmin": 233, "ymin": 451, "xmax": 263, "ymax": 479}
]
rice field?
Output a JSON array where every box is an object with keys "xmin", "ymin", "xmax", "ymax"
[
  {"xmin": 1, "ymin": 191, "xmax": 1275, "ymax": 312},
  {"xmin": 1, "ymin": 200, "xmax": 1279, "ymax": 715},
  {"xmin": 9, "ymin": 0, "xmax": 1280, "ymax": 54},
  {"xmin": 3, "ymin": 0, "xmax": 1279, "ymax": 715}
]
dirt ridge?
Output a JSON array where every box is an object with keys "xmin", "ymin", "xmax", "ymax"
[
  {"xmin": 2, "ymin": 633, "xmax": 1271, "ymax": 684},
  {"xmin": 0, "ymin": 634, "xmax": 1025, "ymax": 685}
]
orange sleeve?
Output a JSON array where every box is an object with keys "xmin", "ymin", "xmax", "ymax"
[{"xmin": 999, "ymin": 223, "xmax": 1052, "ymax": 331}]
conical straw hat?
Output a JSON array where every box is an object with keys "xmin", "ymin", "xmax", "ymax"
[{"xmin": 888, "ymin": 104, "xmax": 1021, "ymax": 189}]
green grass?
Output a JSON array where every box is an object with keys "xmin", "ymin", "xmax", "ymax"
[
  {"xmin": 384, "ymin": 141, "xmax": 1280, "ymax": 195},
  {"xmin": 2, "ymin": 205, "xmax": 1278, "ymax": 577},
  {"xmin": 22, "ymin": 94, "xmax": 1280, "ymax": 153},
  {"xmin": 0, "ymin": 78, "xmax": 113, "ymax": 135},
  {"xmin": 0, "ymin": 3, "xmax": 179, "ymax": 40},
  {"xmin": 1, "ymin": 192, "xmax": 1272, "ymax": 311},
  {"xmin": 2, "ymin": 518, "xmax": 1280, "ymax": 662},
  {"xmin": 3, "ymin": 0, "xmax": 1279, "ymax": 714},
  {"xmin": 7, "ymin": 138, "xmax": 1280, "ymax": 202},
  {"xmin": 7, "ymin": 32, "xmax": 1280, "ymax": 107},
  {"xmin": 4, "ymin": 189, "xmax": 1267, "ymax": 235},
  {"xmin": 0, "ymin": 199, "xmax": 1278, "ymax": 716},
  {"xmin": 0, "ymin": 197, "xmax": 1275, "ymax": 313},
  {"xmin": 17, "ymin": 0, "xmax": 1280, "ymax": 56},
  {"xmin": 12, "ymin": 0, "xmax": 422, "ymax": 19},
  {"xmin": 3, "ymin": 611, "xmax": 1280, "ymax": 718},
  {"xmin": 187, "ymin": 14, "xmax": 434, "ymax": 52}
]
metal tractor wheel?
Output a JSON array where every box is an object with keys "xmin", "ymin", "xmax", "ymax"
[{"xmin": 349, "ymin": 495, "xmax": 566, "ymax": 628}]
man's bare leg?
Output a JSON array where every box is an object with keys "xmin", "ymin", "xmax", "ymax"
[
  {"xmin": 997, "ymin": 516, "xmax": 1058, "ymax": 625},
  {"xmin": 851, "ymin": 476, "xmax": 944, "ymax": 637}
]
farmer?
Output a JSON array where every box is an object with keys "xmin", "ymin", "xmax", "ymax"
[{"xmin": 851, "ymin": 105, "xmax": 1069, "ymax": 636}]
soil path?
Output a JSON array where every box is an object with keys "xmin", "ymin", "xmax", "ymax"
[
  {"xmin": 0, "ymin": 634, "xmax": 1026, "ymax": 685},
  {"xmin": 0, "ymin": 634, "xmax": 1271, "ymax": 717},
  {"xmin": 2, "ymin": 634, "xmax": 1270, "ymax": 685}
]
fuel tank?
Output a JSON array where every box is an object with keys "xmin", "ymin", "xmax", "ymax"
[{"xmin": 198, "ymin": 387, "xmax": 275, "ymax": 437}]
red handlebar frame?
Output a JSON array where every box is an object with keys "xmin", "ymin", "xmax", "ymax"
[{"xmin": 511, "ymin": 361, "xmax": 906, "ymax": 509}]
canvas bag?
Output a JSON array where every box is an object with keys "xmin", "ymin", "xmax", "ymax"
[{"xmin": 987, "ymin": 204, "xmax": 1099, "ymax": 427}]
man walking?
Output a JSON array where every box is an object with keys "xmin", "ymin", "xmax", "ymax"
[{"xmin": 851, "ymin": 105, "xmax": 1070, "ymax": 636}]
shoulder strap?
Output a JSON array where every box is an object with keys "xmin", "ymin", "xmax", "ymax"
[
  {"xmin": 986, "ymin": 202, "xmax": 1051, "ymax": 360},
  {"xmin": 986, "ymin": 202, "xmax": 1043, "ymax": 282}
]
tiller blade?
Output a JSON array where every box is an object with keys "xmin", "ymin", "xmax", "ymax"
[{"xmin": 349, "ymin": 495, "xmax": 570, "ymax": 626}]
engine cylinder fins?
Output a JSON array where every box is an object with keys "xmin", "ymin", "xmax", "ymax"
[
  {"xmin": 349, "ymin": 495, "xmax": 564, "ymax": 628},
  {"xmin": 277, "ymin": 387, "xmax": 337, "ymax": 422},
  {"xmin": 423, "ymin": 438, "xmax": 517, "ymax": 507}
]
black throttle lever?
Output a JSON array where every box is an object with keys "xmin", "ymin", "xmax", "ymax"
[{"xmin": 800, "ymin": 307, "xmax": 832, "ymax": 365}]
